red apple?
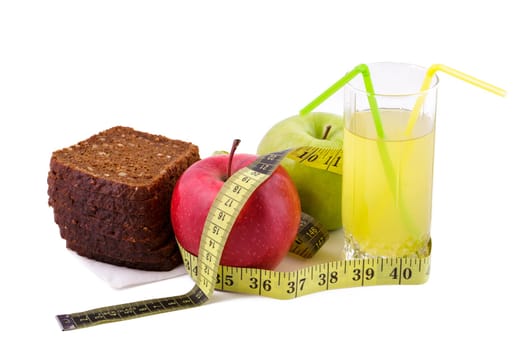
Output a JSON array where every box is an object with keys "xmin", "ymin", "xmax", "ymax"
[{"xmin": 170, "ymin": 152, "xmax": 301, "ymax": 269}]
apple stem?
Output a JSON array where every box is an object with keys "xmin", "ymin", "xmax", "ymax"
[
  {"xmin": 322, "ymin": 125, "xmax": 332, "ymax": 140},
  {"xmin": 227, "ymin": 139, "xmax": 241, "ymax": 180}
]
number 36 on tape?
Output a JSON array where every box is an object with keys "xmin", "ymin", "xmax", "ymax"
[{"xmin": 56, "ymin": 146, "xmax": 430, "ymax": 331}]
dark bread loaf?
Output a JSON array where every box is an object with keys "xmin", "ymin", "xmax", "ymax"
[{"xmin": 48, "ymin": 126, "xmax": 200, "ymax": 271}]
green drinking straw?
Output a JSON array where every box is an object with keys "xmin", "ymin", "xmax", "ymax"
[{"xmin": 300, "ymin": 64, "xmax": 386, "ymax": 140}]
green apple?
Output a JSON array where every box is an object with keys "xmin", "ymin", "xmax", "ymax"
[{"xmin": 257, "ymin": 112, "xmax": 343, "ymax": 231}]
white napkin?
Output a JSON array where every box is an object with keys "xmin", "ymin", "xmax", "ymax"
[{"xmin": 70, "ymin": 251, "xmax": 187, "ymax": 289}]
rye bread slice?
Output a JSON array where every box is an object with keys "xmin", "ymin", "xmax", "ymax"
[
  {"xmin": 48, "ymin": 126, "xmax": 200, "ymax": 201},
  {"xmin": 63, "ymin": 228, "xmax": 180, "ymax": 265},
  {"xmin": 53, "ymin": 210, "xmax": 172, "ymax": 247},
  {"xmin": 47, "ymin": 177, "xmax": 171, "ymax": 215},
  {"xmin": 65, "ymin": 237, "xmax": 181, "ymax": 271},
  {"xmin": 57, "ymin": 219, "xmax": 175, "ymax": 252},
  {"xmin": 50, "ymin": 193, "xmax": 169, "ymax": 230}
]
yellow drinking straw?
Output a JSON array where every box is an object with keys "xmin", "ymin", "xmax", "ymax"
[{"xmin": 404, "ymin": 64, "xmax": 507, "ymax": 137}]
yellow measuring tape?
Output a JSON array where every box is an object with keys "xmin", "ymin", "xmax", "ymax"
[{"xmin": 56, "ymin": 147, "xmax": 430, "ymax": 331}]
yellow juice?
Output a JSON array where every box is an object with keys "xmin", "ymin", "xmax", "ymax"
[{"xmin": 342, "ymin": 108, "xmax": 434, "ymax": 257}]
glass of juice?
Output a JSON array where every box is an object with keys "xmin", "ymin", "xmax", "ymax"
[{"xmin": 342, "ymin": 62, "xmax": 437, "ymax": 259}]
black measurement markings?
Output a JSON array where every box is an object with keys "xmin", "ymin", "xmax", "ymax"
[
  {"xmin": 57, "ymin": 287, "xmax": 208, "ymax": 331},
  {"xmin": 293, "ymin": 147, "xmax": 343, "ymax": 172},
  {"xmin": 249, "ymin": 150, "xmax": 291, "ymax": 174}
]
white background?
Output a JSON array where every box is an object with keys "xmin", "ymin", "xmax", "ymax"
[{"xmin": 1, "ymin": 0, "xmax": 523, "ymax": 349}]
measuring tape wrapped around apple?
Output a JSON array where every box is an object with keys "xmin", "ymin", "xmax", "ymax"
[{"xmin": 56, "ymin": 135, "xmax": 429, "ymax": 331}]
